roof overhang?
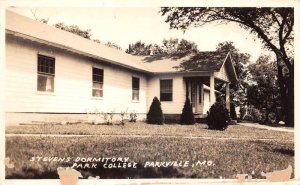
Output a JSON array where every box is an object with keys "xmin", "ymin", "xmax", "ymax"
[
  {"xmin": 217, "ymin": 52, "xmax": 238, "ymax": 83},
  {"xmin": 6, "ymin": 29, "xmax": 151, "ymax": 74}
]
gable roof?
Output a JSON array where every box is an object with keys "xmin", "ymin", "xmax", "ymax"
[
  {"xmin": 5, "ymin": 10, "xmax": 238, "ymax": 82},
  {"xmin": 5, "ymin": 10, "xmax": 150, "ymax": 73}
]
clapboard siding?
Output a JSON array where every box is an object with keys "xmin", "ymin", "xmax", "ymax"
[
  {"xmin": 147, "ymin": 74, "xmax": 185, "ymax": 114},
  {"xmin": 215, "ymin": 64, "xmax": 229, "ymax": 82},
  {"xmin": 5, "ymin": 36, "xmax": 148, "ymax": 114}
]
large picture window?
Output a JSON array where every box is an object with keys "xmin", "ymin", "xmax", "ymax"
[
  {"xmin": 132, "ymin": 77, "xmax": 140, "ymax": 101},
  {"xmin": 37, "ymin": 54, "xmax": 55, "ymax": 92},
  {"xmin": 92, "ymin": 67, "xmax": 104, "ymax": 97},
  {"xmin": 160, "ymin": 79, "xmax": 173, "ymax": 101}
]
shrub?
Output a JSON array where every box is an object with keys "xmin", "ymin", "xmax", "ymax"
[
  {"xmin": 147, "ymin": 97, "xmax": 164, "ymax": 124},
  {"xmin": 230, "ymin": 102, "xmax": 237, "ymax": 120},
  {"xmin": 268, "ymin": 112, "xmax": 277, "ymax": 124},
  {"xmin": 180, "ymin": 97, "xmax": 195, "ymax": 125},
  {"xmin": 120, "ymin": 109, "xmax": 128, "ymax": 126},
  {"xmin": 206, "ymin": 101, "xmax": 230, "ymax": 130},
  {"xmin": 129, "ymin": 112, "xmax": 137, "ymax": 122},
  {"xmin": 251, "ymin": 108, "xmax": 263, "ymax": 123},
  {"xmin": 239, "ymin": 106, "xmax": 246, "ymax": 120},
  {"xmin": 243, "ymin": 114, "xmax": 253, "ymax": 122}
]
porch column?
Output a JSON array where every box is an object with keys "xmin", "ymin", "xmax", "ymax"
[
  {"xmin": 226, "ymin": 83, "xmax": 230, "ymax": 111},
  {"xmin": 210, "ymin": 72, "xmax": 215, "ymax": 106}
]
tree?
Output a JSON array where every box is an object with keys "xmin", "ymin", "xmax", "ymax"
[
  {"xmin": 247, "ymin": 55, "xmax": 281, "ymax": 123},
  {"xmin": 126, "ymin": 38, "xmax": 199, "ymax": 57},
  {"xmin": 126, "ymin": 41, "xmax": 151, "ymax": 56},
  {"xmin": 93, "ymin": 39, "xmax": 101, "ymax": 44},
  {"xmin": 180, "ymin": 98, "xmax": 195, "ymax": 125},
  {"xmin": 105, "ymin": 42, "xmax": 122, "ymax": 50},
  {"xmin": 161, "ymin": 7, "xmax": 294, "ymax": 126},
  {"xmin": 31, "ymin": 9, "xmax": 49, "ymax": 24},
  {"xmin": 53, "ymin": 22, "xmax": 92, "ymax": 39},
  {"xmin": 147, "ymin": 97, "xmax": 164, "ymax": 124}
]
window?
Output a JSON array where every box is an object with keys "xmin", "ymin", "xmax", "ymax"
[
  {"xmin": 160, "ymin": 79, "xmax": 173, "ymax": 101},
  {"xmin": 37, "ymin": 54, "xmax": 55, "ymax": 92},
  {"xmin": 132, "ymin": 77, "xmax": 140, "ymax": 101},
  {"xmin": 92, "ymin": 67, "xmax": 103, "ymax": 97}
]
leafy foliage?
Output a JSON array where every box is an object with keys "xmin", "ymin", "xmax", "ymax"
[
  {"xmin": 129, "ymin": 112, "xmax": 137, "ymax": 122},
  {"xmin": 105, "ymin": 42, "xmax": 122, "ymax": 50},
  {"xmin": 126, "ymin": 41, "xmax": 152, "ymax": 56},
  {"xmin": 180, "ymin": 98, "xmax": 195, "ymax": 125},
  {"xmin": 125, "ymin": 38, "xmax": 198, "ymax": 57},
  {"xmin": 147, "ymin": 97, "xmax": 164, "ymax": 124},
  {"xmin": 230, "ymin": 102, "xmax": 237, "ymax": 120},
  {"xmin": 247, "ymin": 55, "xmax": 280, "ymax": 124},
  {"xmin": 53, "ymin": 22, "xmax": 92, "ymax": 39},
  {"xmin": 206, "ymin": 101, "xmax": 230, "ymax": 130}
]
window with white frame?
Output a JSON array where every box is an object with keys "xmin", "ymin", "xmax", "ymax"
[
  {"xmin": 92, "ymin": 67, "xmax": 103, "ymax": 97},
  {"xmin": 37, "ymin": 54, "xmax": 55, "ymax": 92},
  {"xmin": 132, "ymin": 77, "xmax": 140, "ymax": 101},
  {"xmin": 160, "ymin": 79, "xmax": 173, "ymax": 101}
]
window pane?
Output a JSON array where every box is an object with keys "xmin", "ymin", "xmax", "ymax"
[
  {"xmin": 93, "ymin": 83, "xmax": 103, "ymax": 89},
  {"xmin": 92, "ymin": 67, "xmax": 104, "ymax": 97},
  {"xmin": 160, "ymin": 79, "xmax": 173, "ymax": 101},
  {"xmin": 93, "ymin": 89, "xmax": 103, "ymax": 97},
  {"xmin": 93, "ymin": 68, "xmax": 103, "ymax": 83},
  {"xmin": 37, "ymin": 75, "xmax": 54, "ymax": 92},
  {"xmin": 160, "ymin": 93, "xmax": 172, "ymax": 101},
  {"xmin": 38, "ymin": 55, "xmax": 55, "ymax": 75},
  {"xmin": 132, "ymin": 90, "xmax": 139, "ymax": 101},
  {"xmin": 160, "ymin": 79, "xmax": 172, "ymax": 91},
  {"xmin": 132, "ymin": 77, "xmax": 140, "ymax": 90}
]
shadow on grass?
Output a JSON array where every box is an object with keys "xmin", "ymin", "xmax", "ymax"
[
  {"xmin": 6, "ymin": 163, "xmax": 184, "ymax": 179},
  {"xmin": 273, "ymin": 148, "xmax": 294, "ymax": 156},
  {"xmin": 250, "ymin": 140, "xmax": 294, "ymax": 157}
]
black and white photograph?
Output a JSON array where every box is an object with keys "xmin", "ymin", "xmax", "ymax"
[{"xmin": 1, "ymin": 0, "xmax": 298, "ymax": 184}]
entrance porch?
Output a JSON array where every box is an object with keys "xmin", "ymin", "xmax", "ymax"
[{"xmin": 184, "ymin": 73, "xmax": 230, "ymax": 117}]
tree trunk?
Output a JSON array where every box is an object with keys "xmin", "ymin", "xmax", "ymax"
[
  {"xmin": 276, "ymin": 60, "xmax": 287, "ymax": 122},
  {"xmin": 286, "ymin": 68, "xmax": 294, "ymax": 127}
]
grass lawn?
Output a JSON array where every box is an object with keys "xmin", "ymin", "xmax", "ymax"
[
  {"xmin": 5, "ymin": 123, "xmax": 294, "ymax": 179},
  {"xmin": 6, "ymin": 122, "xmax": 293, "ymax": 140}
]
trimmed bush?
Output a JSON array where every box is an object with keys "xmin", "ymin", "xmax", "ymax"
[
  {"xmin": 147, "ymin": 97, "xmax": 164, "ymax": 124},
  {"xmin": 180, "ymin": 98, "xmax": 195, "ymax": 125},
  {"xmin": 206, "ymin": 101, "xmax": 230, "ymax": 130},
  {"xmin": 230, "ymin": 102, "xmax": 237, "ymax": 120}
]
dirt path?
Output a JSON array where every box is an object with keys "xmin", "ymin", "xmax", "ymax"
[{"xmin": 238, "ymin": 123, "xmax": 294, "ymax": 133}]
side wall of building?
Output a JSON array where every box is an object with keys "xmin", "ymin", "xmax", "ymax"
[
  {"xmin": 5, "ymin": 36, "xmax": 148, "ymax": 125},
  {"xmin": 147, "ymin": 73, "xmax": 186, "ymax": 115}
]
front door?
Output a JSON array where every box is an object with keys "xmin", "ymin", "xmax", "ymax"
[{"xmin": 191, "ymin": 82, "xmax": 202, "ymax": 114}]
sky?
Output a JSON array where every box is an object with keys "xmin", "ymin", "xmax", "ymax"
[{"xmin": 7, "ymin": 6, "xmax": 270, "ymax": 62}]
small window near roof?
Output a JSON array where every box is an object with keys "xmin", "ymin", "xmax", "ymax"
[
  {"xmin": 92, "ymin": 67, "xmax": 103, "ymax": 97},
  {"xmin": 160, "ymin": 79, "xmax": 173, "ymax": 101},
  {"xmin": 132, "ymin": 77, "xmax": 140, "ymax": 101},
  {"xmin": 37, "ymin": 54, "xmax": 55, "ymax": 92}
]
